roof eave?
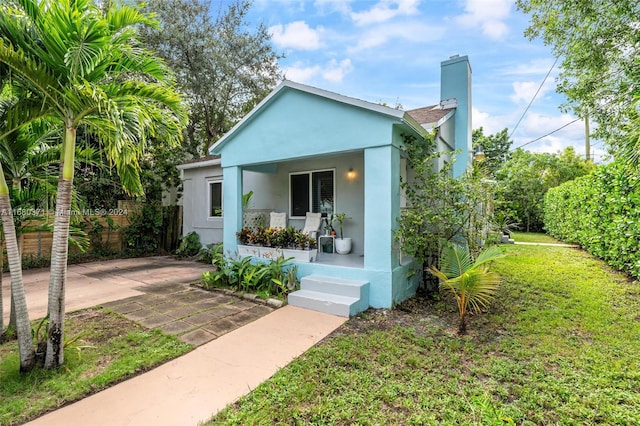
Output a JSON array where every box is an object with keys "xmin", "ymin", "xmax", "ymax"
[
  {"xmin": 420, "ymin": 108, "xmax": 456, "ymax": 129},
  {"xmin": 209, "ymin": 80, "xmax": 407, "ymax": 156},
  {"xmin": 176, "ymin": 158, "xmax": 222, "ymax": 170}
]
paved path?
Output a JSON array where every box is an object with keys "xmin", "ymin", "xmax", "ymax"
[
  {"xmin": 2, "ymin": 256, "xmax": 212, "ymax": 325},
  {"xmin": 27, "ymin": 306, "xmax": 345, "ymax": 426},
  {"xmin": 514, "ymin": 241, "xmax": 579, "ymax": 248},
  {"xmin": 4, "ymin": 256, "xmax": 347, "ymax": 425},
  {"xmin": 102, "ymin": 282, "xmax": 276, "ymax": 346}
]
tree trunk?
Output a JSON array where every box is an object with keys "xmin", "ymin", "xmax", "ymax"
[
  {"xmin": 0, "ymin": 194, "xmax": 35, "ymax": 371},
  {"xmin": 6, "ymin": 233, "xmax": 25, "ymax": 337},
  {"xmin": 45, "ymin": 125, "xmax": 75, "ymax": 369},
  {"xmin": 0, "ymin": 239, "xmax": 3, "ymax": 336}
]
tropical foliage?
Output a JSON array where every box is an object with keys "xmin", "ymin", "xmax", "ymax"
[
  {"xmin": 0, "ymin": 0, "xmax": 186, "ymax": 370},
  {"xmin": 493, "ymin": 147, "xmax": 593, "ymax": 232},
  {"xmin": 544, "ymin": 160, "xmax": 640, "ymax": 278},
  {"xmin": 516, "ymin": 0, "xmax": 639, "ymax": 146},
  {"xmin": 472, "ymin": 127, "xmax": 512, "ymax": 176},
  {"xmin": 137, "ymin": 0, "xmax": 282, "ymax": 157},
  {"xmin": 237, "ymin": 226, "xmax": 317, "ymax": 250},
  {"xmin": 396, "ymin": 133, "xmax": 496, "ymax": 296},
  {"xmin": 202, "ymin": 246, "xmax": 299, "ymax": 298},
  {"xmin": 428, "ymin": 244, "xmax": 505, "ymax": 334}
]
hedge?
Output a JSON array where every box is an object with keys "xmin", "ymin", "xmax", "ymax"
[{"xmin": 544, "ymin": 161, "xmax": 640, "ymax": 278}]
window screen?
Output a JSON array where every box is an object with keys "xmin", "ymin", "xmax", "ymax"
[
  {"xmin": 209, "ymin": 181, "xmax": 222, "ymax": 217},
  {"xmin": 290, "ymin": 173, "xmax": 310, "ymax": 217},
  {"xmin": 312, "ymin": 170, "xmax": 334, "ymax": 214},
  {"xmin": 290, "ymin": 170, "xmax": 334, "ymax": 217}
]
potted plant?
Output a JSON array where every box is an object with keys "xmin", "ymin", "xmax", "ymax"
[
  {"xmin": 323, "ymin": 213, "xmax": 335, "ymax": 236},
  {"xmin": 333, "ymin": 212, "xmax": 351, "ymax": 254},
  {"xmin": 237, "ymin": 226, "xmax": 317, "ymax": 262}
]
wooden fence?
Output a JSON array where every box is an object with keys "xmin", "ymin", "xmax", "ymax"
[
  {"xmin": 3, "ymin": 201, "xmax": 183, "ymax": 261},
  {"xmin": 19, "ymin": 212, "xmax": 131, "ymax": 258}
]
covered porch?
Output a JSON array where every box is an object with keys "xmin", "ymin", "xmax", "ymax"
[{"xmin": 210, "ymin": 80, "xmax": 425, "ymax": 310}]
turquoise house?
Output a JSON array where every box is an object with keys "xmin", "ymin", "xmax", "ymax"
[{"xmin": 180, "ymin": 55, "xmax": 472, "ymax": 316}]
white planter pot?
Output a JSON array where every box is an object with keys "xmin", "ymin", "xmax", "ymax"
[
  {"xmin": 282, "ymin": 248, "xmax": 317, "ymax": 263},
  {"xmin": 259, "ymin": 247, "xmax": 283, "ymax": 259},
  {"xmin": 237, "ymin": 244, "xmax": 260, "ymax": 257},
  {"xmin": 239, "ymin": 245, "xmax": 317, "ymax": 262},
  {"xmin": 335, "ymin": 237, "xmax": 352, "ymax": 255}
]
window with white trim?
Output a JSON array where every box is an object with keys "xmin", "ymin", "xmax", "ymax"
[
  {"xmin": 289, "ymin": 169, "xmax": 335, "ymax": 218},
  {"xmin": 208, "ymin": 180, "xmax": 222, "ymax": 217}
]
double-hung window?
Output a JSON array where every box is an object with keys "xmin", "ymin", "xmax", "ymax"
[
  {"xmin": 289, "ymin": 169, "xmax": 335, "ymax": 218},
  {"xmin": 208, "ymin": 180, "xmax": 223, "ymax": 218}
]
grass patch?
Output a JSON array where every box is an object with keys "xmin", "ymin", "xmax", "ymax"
[
  {"xmin": 511, "ymin": 231, "xmax": 560, "ymax": 244},
  {"xmin": 210, "ymin": 244, "xmax": 640, "ymax": 424},
  {"xmin": 0, "ymin": 309, "xmax": 192, "ymax": 425}
]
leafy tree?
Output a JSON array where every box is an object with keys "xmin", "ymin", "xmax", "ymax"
[
  {"xmin": 494, "ymin": 147, "xmax": 593, "ymax": 232},
  {"xmin": 0, "ymin": 0, "xmax": 187, "ymax": 369},
  {"xmin": 472, "ymin": 127, "xmax": 512, "ymax": 176},
  {"xmin": 516, "ymin": 0, "xmax": 640, "ymax": 147},
  {"xmin": 0, "ymin": 119, "xmax": 95, "ymax": 341},
  {"xmin": 137, "ymin": 0, "xmax": 282, "ymax": 157},
  {"xmin": 396, "ymin": 134, "xmax": 494, "ymax": 296}
]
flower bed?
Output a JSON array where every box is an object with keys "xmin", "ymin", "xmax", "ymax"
[{"xmin": 237, "ymin": 226, "xmax": 318, "ymax": 263}]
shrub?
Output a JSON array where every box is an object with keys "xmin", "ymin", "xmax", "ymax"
[
  {"xmin": 175, "ymin": 231, "xmax": 202, "ymax": 257},
  {"xmin": 202, "ymin": 249, "xmax": 299, "ymax": 298},
  {"xmin": 544, "ymin": 161, "xmax": 640, "ymax": 278}
]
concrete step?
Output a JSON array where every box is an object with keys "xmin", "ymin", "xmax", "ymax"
[
  {"xmin": 288, "ymin": 290, "xmax": 360, "ymax": 318},
  {"xmin": 300, "ymin": 275, "xmax": 369, "ymax": 299}
]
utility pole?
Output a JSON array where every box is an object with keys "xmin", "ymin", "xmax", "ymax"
[{"xmin": 585, "ymin": 111, "xmax": 591, "ymax": 161}]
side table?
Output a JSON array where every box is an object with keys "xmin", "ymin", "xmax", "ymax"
[{"xmin": 318, "ymin": 235, "xmax": 335, "ymax": 255}]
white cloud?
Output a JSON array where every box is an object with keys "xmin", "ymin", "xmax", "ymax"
[
  {"xmin": 314, "ymin": 0, "xmax": 353, "ymax": 15},
  {"xmin": 322, "ymin": 59, "xmax": 354, "ymax": 82},
  {"xmin": 455, "ymin": 0, "xmax": 512, "ymax": 40},
  {"xmin": 349, "ymin": 21, "xmax": 445, "ymax": 52},
  {"xmin": 510, "ymin": 79, "xmax": 555, "ymax": 104},
  {"xmin": 472, "ymin": 107, "xmax": 504, "ymax": 135},
  {"xmin": 269, "ymin": 21, "xmax": 324, "ymax": 50},
  {"xmin": 283, "ymin": 62, "xmax": 322, "ymax": 83},
  {"xmin": 283, "ymin": 58, "xmax": 354, "ymax": 84},
  {"xmin": 351, "ymin": 0, "xmax": 420, "ymax": 26},
  {"xmin": 512, "ymin": 112, "xmax": 587, "ymax": 156},
  {"xmin": 501, "ymin": 59, "xmax": 557, "ymax": 77}
]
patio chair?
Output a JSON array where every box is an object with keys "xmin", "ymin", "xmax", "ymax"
[
  {"xmin": 301, "ymin": 212, "xmax": 322, "ymax": 239},
  {"xmin": 269, "ymin": 212, "xmax": 287, "ymax": 229}
]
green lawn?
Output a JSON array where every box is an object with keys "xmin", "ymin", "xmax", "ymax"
[
  {"xmin": 510, "ymin": 231, "xmax": 560, "ymax": 244},
  {"xmin": 0, "ymin": 309, "xmax": 192, "ymax": 426},
  {"xmin": 210, "ymin": 244, "xmax": 640, "ymax": 425}
]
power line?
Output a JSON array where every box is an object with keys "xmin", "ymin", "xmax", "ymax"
[
  {"xmin": 511, "ymin": 118, "xmax": 581, "ymax": 150},
  {"xmin": 509, "ymin": 57, "xmax": 559, "ymax": 139}
]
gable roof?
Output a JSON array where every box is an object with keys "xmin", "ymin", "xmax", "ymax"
[
  {"xmin": 407, "ymin": 104, "xmax": 456, "ymax": 128},
  {"xmin": 209, "ymin": 80, "xmax": 428, "ymax": 155}
]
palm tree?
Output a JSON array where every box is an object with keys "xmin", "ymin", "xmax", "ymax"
[
  {"xmin": 0, "ymin": 0, "xmax": 187, "ymax": 369},
  {"xmin": 428, "ymin": 244, "xmax": 505, "ymax": 334},
  {"xmin": 0, "ymin": 158, "xmax": 34, "ymax": 369}
]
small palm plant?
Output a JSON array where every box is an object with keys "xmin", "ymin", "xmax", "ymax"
[{"xmin": 428, "ymin": 243, "xmax": 505, "ymax": 334}]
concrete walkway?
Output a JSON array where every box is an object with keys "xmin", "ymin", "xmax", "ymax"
[
  {"xmin": 2, "ymin": 256, "xmax": 212, "ymax": 324},
  {"xmin": 28, "ymin": 305, "xmax": 345, "ymax": 426},
  {"xmin": 514, "ymin": 241, "xmax": 579, "ymax": 248},
  {"xmin": 4, "ymin": 257, "xmax": 347, "ymax": 425}
]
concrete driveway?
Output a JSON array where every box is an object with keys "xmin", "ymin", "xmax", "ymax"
[{"xmin": 1, "ymin": 256, "xmax": 212, "ymax": 324}]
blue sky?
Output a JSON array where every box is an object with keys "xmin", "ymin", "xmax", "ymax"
[{"xmin": 246, "ymin": 0, "xmax": 605, "ymax": 162}]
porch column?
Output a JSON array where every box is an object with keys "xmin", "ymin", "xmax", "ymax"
[
  {"xmin": 222, "ymin": 165, "xmax": 243, "ymax": 252},
  {"xmin": 364, "ymin": 145, "xmax": 400, "ymax": 271}
]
